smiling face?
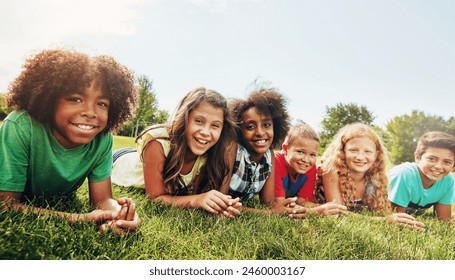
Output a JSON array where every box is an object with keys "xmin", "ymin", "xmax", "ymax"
[
  {"xmin": 343, "ymin": 136, "xmax": 378, "ymax": 176},
  {"xmin": 415, "ymin": 147, "xmax": 455, "ymax": 188},
  {"xmin": 185, "ymin": 101, "xmax": 224, "ymax": 159},
  {"xmin": 240, "ymin": 106, "xmax": 274, "ymax": 163},
  {"xmin": 284, "ymin": 137, "xmax": 319, "ymax": 178},
  {"xmin": 52, "ymin": 81, "xmax": 109, "ymax": 149}
]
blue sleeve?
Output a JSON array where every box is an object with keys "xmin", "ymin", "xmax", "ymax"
[
  {"xmin": 387, "ymin": 165, "xmax": 412, "ymax": 207},
  {"xmin": 439, "ymin": 174, "xmax": 455, "ymax": 205}
]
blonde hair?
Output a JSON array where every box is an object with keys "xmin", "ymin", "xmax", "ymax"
[
  {"xmin": 320, "ymin": 123, "xmax": 390, "ymax": 212},
  {"xmin": 284, "ymin": 123, "xmax": 320, "ymax": 147}
]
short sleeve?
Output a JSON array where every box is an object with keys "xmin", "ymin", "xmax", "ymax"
[
  {"xmin": 387, "ymin": 165, "xmax": 412, "ymax": 207},
  {"xmin": 0, "ymin": 112, "xmax": 31, "ymax": 192},
  {"xmin": 274, "ymin": 153, "xmax": 286, "ymax": 198},
  {"xmin": 438, "ymin": 174, "xmax": 455, "ymax": 205},
  {"xmin": 88, "ymin": 133, "xmax": 113, "ymax": 183},
  {"xmin": 297, "ymin": 164, "xmax": 317, "ymax": 202}
]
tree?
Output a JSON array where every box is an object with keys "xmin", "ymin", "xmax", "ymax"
[
  {"xmin": 386, "ymin": 110, "xmax": 451, "ymax": 164},
  {"xmin": 118, "ymin": 75, "xmax": 168, "ymax": 137},
  {"xmin": 447, "ymin": 116, "xmax": 455, "ymax": 135},
  {"xmin": 154, "ymin": 109, "xmax": 170, "ymax": 125},
  {"xmin": 319, "ymin": 103, "xmax": 375, "ymax": 152}
]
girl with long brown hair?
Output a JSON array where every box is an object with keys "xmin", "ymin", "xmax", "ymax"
[{"xmin": 112, "ymin": 87, "xmax": 241, "ymax": 217}]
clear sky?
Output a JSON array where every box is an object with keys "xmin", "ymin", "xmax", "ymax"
[{"xmin": 0, "ymin": 0, "xmax": 453, "ymax": 131}]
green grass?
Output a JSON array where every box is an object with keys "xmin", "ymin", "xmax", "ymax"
[
  {"xmin": 1, "ymin": 135, "xmax": 455, "ymax": 260},
  {"xmin": 112, "ymin": 134, "xmax": 136, "ymax": 150}
]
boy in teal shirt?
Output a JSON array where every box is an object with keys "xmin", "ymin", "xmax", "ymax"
[{"xmin": 388, "ymin": 131, "xmax": 455, "ymax": 221}]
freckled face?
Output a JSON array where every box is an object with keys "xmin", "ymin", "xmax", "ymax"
[
  {"xmin": 284, "ymin": 138, "xmax": 319, "ymax": 178},
  {"xmin": 415, "ymin": 147, "xmax": 455, "ymax": 187},
  {"xmin": 240, "ymin": 107, "xmax": 274, "ymax": 163},
  {"xmin": 185, "ymin": 101, "xmax": 224, "ymax": 158},
  {"xmin": 343, "ymin": 136, "xmax": 378, "ymax": 176},
  {"xmin": 52, "ymin": 81, "xmax": 109, "ymax": 149}
]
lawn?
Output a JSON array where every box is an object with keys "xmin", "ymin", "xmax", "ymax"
[
  {"xmin": 1, "ymin": 135, "xmax": 455, "ymax": 260},
  {"xmin": 112, "ymin": 134, "xmax": 136, "ymax": 150}
]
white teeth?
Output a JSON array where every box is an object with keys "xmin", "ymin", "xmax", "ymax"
[
  {"xmin": 256, "ymin": 140, "xmax": 266, "ymax": 144},
  {"xmin": 77, "ymin": 124, "xmax": 94, "ymax": 130},
  {"xmin": 196, "ymin": 138, "xmax": 208, "ymax": 144}
]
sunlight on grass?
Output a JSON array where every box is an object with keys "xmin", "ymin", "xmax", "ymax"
[
  {"xmin": 113, "ymin": 135, "xmax": 135, "ymax": 150},
  {"xmin": 1, "ymin": 132, "xmax": 455, "ymax": 260}
]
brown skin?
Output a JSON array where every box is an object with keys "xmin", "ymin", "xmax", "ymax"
[
  {"xmin": 0, "ymin": 178, "xmax": 141, "ymax": 234},
  {"xmin": 391, "ymin": 147, "xmax": 455, "ymax": 222},
  {"xmin": 143, "ymin": 139, "xmax": 241, "ymax": 217},
  {"xmin": 223, "ymin": 142, "xmax": 307, "ymax": 219},
  {"xmin": 2, "ymin": 49, "xmax": 139, "ymax": 234}
]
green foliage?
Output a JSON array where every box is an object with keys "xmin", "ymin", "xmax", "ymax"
[
  {"xmin": 118, "ymin": 75, "xmax": 169, "ymax": 137},
  {"xmin": 154, "ymin": 109, "xmax": 170, "ymax": 125},
  {"xmin": 0, "ymin": 93, "xmax": 13, "ymax": 120},
  {"xmin": 319, "ymin": 103, "xmax": 375, "ymax": 152},
  {"xmin": 386, "ymin": 110, "xmax": 453, "ymax": 164},
  {"xmin": 112, "ymin": 135, "xmax": 136, "ymax": 150}
]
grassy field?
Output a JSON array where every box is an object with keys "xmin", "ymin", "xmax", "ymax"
[
  {"xmin": 112, "ymin": 134, "xmax": 136, "ymax": 150},
  {"xmin": 1, "ymin": 135, "xmax": 455, "ymax": 260}
]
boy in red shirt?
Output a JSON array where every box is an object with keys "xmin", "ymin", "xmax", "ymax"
[{"xmin": 275, "ymin": 123, "xmax": 346, "ymax": 216}]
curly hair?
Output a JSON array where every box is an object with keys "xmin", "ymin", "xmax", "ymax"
[
  {"xmin": 7, "ymin": 48, "xmax": 137, "ymax": 133},
  {"xmin": 137, "ymin": 87, "xmax": 237, "ymax": 195},
  {"xmin": 229, "ymin": 87, "xmax": 290, "ymax": 150},
  {"xmin": 320, "ymin": 123, "xmax": 390, "ymax": 212}
]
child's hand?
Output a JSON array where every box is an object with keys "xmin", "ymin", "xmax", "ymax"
[
  {"xmin": 271, "ymin": 197, "xmax": 303, "ymax": 216},
  {"xmin": 196, "ymin": 190, "xmax": 241, "ymax": 217},
  {"xmin": 98, "ymin": 198, "xmax": 141, "ymax": 235},
  {"xmin": 85, "ymin": 209, "xmax": 118, "ymax": 223},
  {"xmin": 220, "ymin": 197, "xmax": 242, "ymax": 218},
  {"xmin": 114, "ymin": 197, "xmax": 142, "ymax": 231},
  {"xmin": 288, "ymin": 204, "xmax": 307, "ymax": 219},
  {"xmin": 385, "ymin": 213, "xmax": 425, "ymax": 230},
  {"xmin": 309, "ymin": 201, "xmax": 347, "ymax": 216}
]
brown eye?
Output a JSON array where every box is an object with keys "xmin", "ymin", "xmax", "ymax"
[{"xmin": 244, "ymin": 124, "xmax": 256, "ymax": 130}]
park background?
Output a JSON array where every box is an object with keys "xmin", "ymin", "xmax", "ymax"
[{"xmin": 1, "ymin": 0, "xmax": 455, "ymax": 261}]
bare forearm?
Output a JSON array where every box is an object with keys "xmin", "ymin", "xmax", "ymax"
[
  {"xmin": 97, "ymin": 198, "xmax": 121, "ymax": 212},
  {"xmin": 152, "ymin": 194, "xmax": 202, "ymax": 209},
  {"xmin": 4, "ymin": 201, "xmax": 85, "ymax": 223}
]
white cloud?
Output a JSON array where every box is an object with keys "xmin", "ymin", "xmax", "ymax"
[
  {"xmin": 6, "ymin": 0, "xmax": 146, "ymax": 38},
  {"xmin": 0, "ymin": 0, "xmax": 153, "ymax": 92},
  {"xmin": 188, "ymin": 0, "xmax": 228, "ymax": 13}
]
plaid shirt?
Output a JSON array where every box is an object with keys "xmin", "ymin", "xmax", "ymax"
[{"xmin": 228, "ymin": 145, "xmax": 272, "ymax": 201}]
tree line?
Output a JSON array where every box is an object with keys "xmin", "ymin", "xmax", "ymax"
[
  {"xmin": 319, "ymin": 103, "xmax": 455, "ymax": 164},
  {"xmin": 1, "ymin": 75, "xmax": 454, "ymax": 165}
]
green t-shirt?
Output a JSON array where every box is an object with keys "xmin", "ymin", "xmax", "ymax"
[{"xmin": 0, "ymin": 111, "xmax": 112, "ymax": 198}]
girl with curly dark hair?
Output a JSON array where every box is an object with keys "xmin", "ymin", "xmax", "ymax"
[
  {"xmin": 112, "ymin": 87, "xmax": 242, "ymax": 217},
  {"xmin": 225, "ymin": 86, "xmax": 307, "ymax": 217},
  {"xmin": 0, "ymin": 48, "xmax": 141, "ymax": 234}
]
